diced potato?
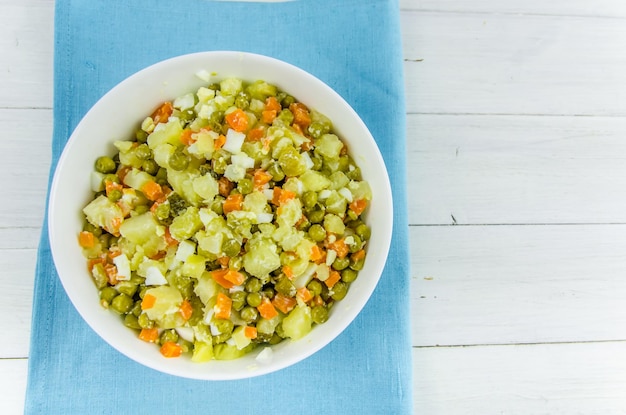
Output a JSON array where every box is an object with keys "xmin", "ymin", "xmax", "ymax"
[{"xmin": 282, "ymin": 305, "xmax": 312, "ymax": 340}]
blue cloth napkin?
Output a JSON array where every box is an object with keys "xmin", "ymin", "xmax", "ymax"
[{"xmin": 25, "ymin": 0, "xmax": 412, "ymax": 413}]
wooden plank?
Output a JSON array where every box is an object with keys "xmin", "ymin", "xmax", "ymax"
[
  {"xmin": 0, "ymin": 109, "xmax": 52, "ymax": 229},
  {"xmin": 400, "ymin": 11, "xmax": 626, "ymax": 116},
  {"xmin": 413, "ymin": 341, "xmax": 626, "ymax": 414},
  {"xmin": 0, "ymin": 1, "xmax": 53, "ymax": 109},
  {"xmin": 0, "ymin": 249, "xmax": 35, "ymax": 357},
  {"xmin": 400, "ymin": 0, "xmax": 626, "ymax": 18},
  {"xmin": 410, "ymin": 224, "xmax": 626, "ymax": 346},
  {"xmin": 0, "ymin": 358, "xmax": 27, "ymax": 415},
  {"xmin": 406, "ymin": 114, "xmax": 626, "ymax": 225}
]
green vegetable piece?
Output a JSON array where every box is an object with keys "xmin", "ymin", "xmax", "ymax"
[{"xmin": 95, "ymin": 156, "xmax": 117, "ymax": 174}]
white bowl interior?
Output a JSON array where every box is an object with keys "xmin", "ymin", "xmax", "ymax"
[{"xmin": 48, "ymin": 51, "xmax": 393, "ymax": 380}]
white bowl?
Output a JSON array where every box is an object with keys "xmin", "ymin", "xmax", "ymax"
[{"xmin": 48, "ymin": 51, "xmax": 393, "ymax": 380}]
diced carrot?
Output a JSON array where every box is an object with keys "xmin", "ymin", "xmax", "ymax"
[
  {"xmin": 109, "ymin": 217, "xmax": 122, "ymax": 236},
  {"xmin": 141, "ymin": 180, "xmax": 164, "ymax": 202},
  {"xmin": 87, "ymin": 256, "xmax": 106, "ymax": 272},
  {"xmin": 351, "ymin": 249, "xmax": 366, "ymax": 262},
  {"xmin": 271, "ymin": 186, "xmax": 282, "ymax": 206},
  {"xmin": 141, "ymin": 294, "xmax": 157, "ymax": 310},
  {"xmin": 325, "ymin": 270, "xmax": 341, "ymax": 288},
  {"xmin": 163, "ymin": 227, "xmax": 178, "ymax": 247},
  {"xmin": 278, "ymin": 189, "xmax": 296, "ymax": 205},
  {"xmin": 247, "ymin": 127, "xmax": 265, "ymax": 142},
  {"xmin": 253, "ymin": 169, "xmax": 272, "ymax": 190},
  {"xmin": 107, "ymin": 246, "xmax": 122, "ymax": 259},
  {"xmin": 211, "ymin": 269, "xmax": 234, "ymax": 289},
  {"xmin": 272, "ymin": 293, "xmax": 297, "ymax": 314},
  {"xmin": 291, "ymin": 123, "xmax": 304, "ymax": 136},
  {"xmin": 117, "ymin": 166, "xmax": 132, "ymax": 183},
  {"xmin": 224, "ymin": 269, "xmax": 245, "ymax": 286},
  {"xmin": 180, "ymin": 129, "xmax": 195, "ymax": 146},
  {"xmin": 214, "ymin": 134, "xmax": 226, "ymax": 149},
  {"xmin": 223, "ymin": 193, "xmax": 244, "ymax": 214},
  {"xmin": 257, "ymin": 298, "xmax": 278, "ymax": 319},
  {"xmin": 218, "ymin": 177, "xmax": 234, "ymax": 197},
  {"xmin": 216, "ymin": 256, "xmax": 230, "ymax": 268},
  {"xmin": 265, "ymin": 96, "xmax": 282, "ymax": 112},
  {"xmin": 149, "ymin": 251, "xmax": 167, "ymax": 261},
  {"xmin": 78, "ymin": 231, "xmax": 96, "ymax": 248},
  {"xmin": 104, "ymin": 180, "xmax": 123, "ymax": 197},
  {"xmin": 139, "ymin": 327, "xmax": 159, "ymax": 343},
  {"xmin": 261, "ymin": 109, "xmax": 277, "ymax": 124},
  {"xmin": 300, "ymin": 139, "xmax": 313, "ymax": 152},
  {"xmin": 328, "ymin": 238, "xmax": 350, "ymax": 259},
  {"xmin": 179, "ymin": 299, "xmax": 193, "ymax": 321},
  {"xmin": 225, "ymin": 108, "xmax": 249, "ymax": 132},
  {"xmin": 214, "ymin": 292, "xmax": 232, "ymax": 319},
  {"xmin": 282, "ymin": 265, "xmax": 294, "ymax": 279},
  {"xmin": 104, "ymin": 263, "xmax": 118, "ymax": 285},
  {"xmin": 296, "ymin": 287, "xmax": 313, "ymax": 303},
  {"xmin": 243, "ymin": 326, "xmax": 258, "ymax": 339},
  {"xmin": 311, "ymin": 295, "xmax": 325, "ymax": 306},
  {"xmin": 160, "ymin": 341, "xmax": 183, "ymax": 358},
  {"xmin": 151, "ymin": 101, "xmax": 174, "ymax": 125},
  {"xmin": 310, "ymin": 244, "xmax": 325, "ymax": 263},
  {"xmin": 349, "ymin": 199, "xmax": 368, "ymax": 216},
  {"xmin": 289, "ymin": 102, "xmax": 311, "ymax": 129}
]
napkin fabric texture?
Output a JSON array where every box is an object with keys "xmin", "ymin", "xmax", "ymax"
[{"xmin": 25, "ymin": 0, "xmax": 412, "ymax": 413}]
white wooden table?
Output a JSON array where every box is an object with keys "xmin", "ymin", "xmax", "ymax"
[{"xmin": 4, "ymin": 1, "xmax": 626, "ymax": 413}]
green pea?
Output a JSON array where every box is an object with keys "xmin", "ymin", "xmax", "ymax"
[
  {"xmin": 208, "ymin": 111, "xmax": 224, "ymax": 132},
  {"xmin": 275, "ymin": 277, "xmax": 296, "ymax": 297},
  {"xmin": 135, "ymin": 129, "xmax": 148, "ymax": 143},
  {"xmin": 231, "ymin": 290, "xmax": 247, "ymax": 311},
  {"xmin": 99, "ymin": 287, "xmax": 118, "ymax": 307},
  {"xmin": 213, "ymin": 318, "xmax": 234, "ymax": 335},
  {"xmin": 307, "ymin": 280, "xmax": 323, "ymax": 298},
  {"xmin": 346, "ymin": 166, "xmax": 362, "ymax": 180},
  {"xmin": 104, "ymin": 173, "xmax": 120, "ymax": 184},
  {"xmin": 212, "ymin": 333, "xmax": 231, "ymax": 345},
  {"xmin": 350, "ymin": 257, "xmax": 365, "ymax": 271},
  {"xmin": 341, "ymin": 268, "xmax": 358, "ymax": 283},
  {"xmin": 240, "ymin": 306, "xmax": 258, "ymax": 323},
  {"xmin": 107, "ymin": 189, "xmax": 122, "ymax": 202},
  {"xmin": 337, "ymin": 155, "xmax": 351, "ymax": 172},
  {"xmin": 83, "ymin": 222, "xmax": 102, "ymax": 237},
  {"xmin": 307, "ymin": 121, "xmax": 331, "ymax": 139},
  {"xmin": 95, "ymin": 156, "xmax": 117, "ymax": 174},
  {"xmin": 135, "ymin": 144, "xmax": 152, "ymax": 160},
  {"xmin": 142, "ymin": 159, "xmax": 159, "ymax": 175},
  {"xmin": 268, "ymin": 162, "xmax": 285, "ymax": 182},
  {"xmin": 222, "ymin": 239, "xmax": 242, "ymax": 258},
  {"xmin": 208, "ymin": 83, "xmax": 221, "ymax": 91},
  {"xmin": 311, "ymin": 155, "xmax": 323, "ymax": 171},
  {"xmin": 307, "ymin": 209, "xmax": 325, "ymax": 224},
  {"xmin": 212, "ymin": 157, "xmax": 227, "ymax": 175},
  {"xmin": 245, "ymin": 278, "xmax": 263, "ymax": 293},
  {"xmin": 356, "ymin": 224, "xmax": 371, "ymax": 241},
  {"xmin": 123, "ymin": 313, "xmax": 141, "ymax": 330},
  {"xmin": 262, "ymin": 287, "xmax": 275, "ymax": 299},
  {"xmin": 246, "ymin": 292, "xmax": 263, "ymax": 308},
  {"xmin": 332, "ymin": 256, "xmax": 350, "ymax": 271},
  {"xmin": 156, "ymin": 167, "xmax": 168, "ymax": 182},
  {"xmin": 238, "ymin": 178, "xmax": 253, "ymax": 195},
  {"xmin": 331, "ymin": 281, "xmax": 348, "ymax": 301},
  {"xmin": 178, "ymin": 338, "xmax": 194, "ymax": 353},
  {"xmin": 210, "ymin": 197, "xmax": 224, "ymax": 215},
  {"xmin": 160, "ymin": 329, "xmax": 179, "ymax": 344},
  {"xmin": 235, "ymin": 92, "xmax": 251, "ymax": 109},
  {"xmin": 349, "ymin": 235, "xmax": 363, "ymax": 253},
  {"xmin": 302, "ymin": 191, "xmax": 318, "ymax": 209},
  {"xmin": 280, "ymin": 94, "xmax": 296, "ymax": 108},
  {"xmin": 110, "ymin": 293, "xmax": 134, "ymax": 314},
  {"xmin": 134, "ymin": 204, "xmax": 149, "ymax": 215},
  {"xmin": 169, "ymin": 151, "xmax": 189, "ymax": 171},
  {"xmin": 98, "ymin": 233, "xmax": 111, "ymax": 249},
  {"xmin": 154, "ymin": 202, "xmax": 170, "ymax": 221},
  {"xmin": 269, "ymin": 333, "xmax": 283, "ymax": 345},
  {"xmin": 116, "ymin": 280, "xmax": 138, "ymax": 297},
  {"xmin": 138, "ymin": 312, "xmax": 154, "ymax": 329},
  {"xmin": 311, "ymin": 305, "xmax": 329, "ymax": 324},
  {"xmin": 276, "ymin": 109, "xmax": 294, "ymax": 126},
  {"xmin": 308, "ymin": 224, "xmax": 326, "ymax": 242}
]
